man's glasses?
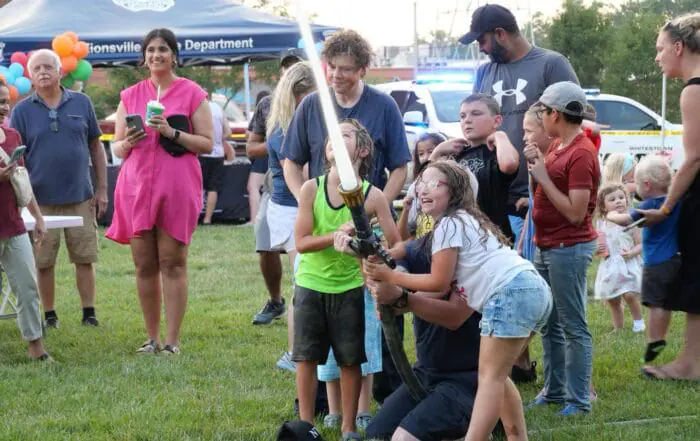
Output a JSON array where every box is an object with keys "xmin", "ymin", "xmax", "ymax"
[
  {"xmin": 49, "ymin": 110, "xmax": 59, "ymax": 132},
  {"xmin": 535, "ymin": 106, "xmax": 553, "ymax": 121}
]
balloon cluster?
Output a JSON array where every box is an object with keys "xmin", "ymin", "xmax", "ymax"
[
  {"xmin": 0, "ymin": 52, "xmax": 32, "ymax": 101},
  {"xmin": 52, "ymin": 31, "xmax": 93, "ymax": 89}
]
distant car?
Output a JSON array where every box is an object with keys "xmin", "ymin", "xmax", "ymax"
[
  {"xmin": 584, "ymin": 89, "xmax": 684, "ymax": 169},
  {"xmin": 374, "ymin": 76, "xmax": 474, "ymax": 195}
]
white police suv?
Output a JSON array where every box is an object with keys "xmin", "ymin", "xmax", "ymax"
[{"xmin": 585, "ymin": 89, "xmax": 683, "ymax": 169}]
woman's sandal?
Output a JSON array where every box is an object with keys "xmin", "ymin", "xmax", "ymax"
[
  {"xmin": 136, "ymin": 340, "xmax": 160, "ymax": 354},
  {"xmin": 161, "ymin": 344, "xmax": 180, "ymax": 355}
]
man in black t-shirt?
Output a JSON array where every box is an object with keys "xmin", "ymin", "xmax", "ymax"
[
  {"xmin": 430, "ymin": 93, "xmax": 519, "ymax": 240},
  {"xmin": 364, "ymin": 238, "xmax": 481, "ymax": 441}
]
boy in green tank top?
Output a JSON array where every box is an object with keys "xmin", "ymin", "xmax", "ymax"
[{"xmin": 293, "ymin": 120, "xmax": 400, "ymax": 438}]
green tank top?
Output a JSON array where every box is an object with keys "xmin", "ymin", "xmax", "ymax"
[{"xmin": 295, "ymin": 175, "xmax": 371, "ymax": 294}]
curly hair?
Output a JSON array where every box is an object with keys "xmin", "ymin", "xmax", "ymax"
[
  {"xmin": 321, "ymin": 29, "xmax": 373, "ymax": 69},
  {"xmin": 596, "ymin": 183, "xmax": 628, "ymax": 219},
  {"xmin": 420, "ymin": 160, "xmax": 510, "ymax": 255},
  {"xmin": 662, "ymin": 12, "xmax": 700, "ymax": 54},
  {"xmin": 324, "ymin": 118, "xmax": 374, "ymax": 179}
]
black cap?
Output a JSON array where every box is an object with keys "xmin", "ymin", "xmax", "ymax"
[
  {"xmin": 277, "ymin": 421, "xmax": 325, "ymax": 441},
  {"xmin": 458, "ymin": 4, "xmax": 518, "ymax": 45},
  {"xmin": 280, "ymin": 48, "xmax": 304, "ymax": 68}
]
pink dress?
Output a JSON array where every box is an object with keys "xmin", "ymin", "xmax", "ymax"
[{"xmin": 106, "ymin": 78, "xmax": 207, "ymax": 245}]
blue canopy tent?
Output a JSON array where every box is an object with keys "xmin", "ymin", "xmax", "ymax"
[{"xmin": 0, "ymin": 0, "xmax": 336, "ymax": 66}]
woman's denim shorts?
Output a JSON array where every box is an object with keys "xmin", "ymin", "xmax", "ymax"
[{"xmin": 480, "ymin": 270, "xmax": 552, "ymax": 338}]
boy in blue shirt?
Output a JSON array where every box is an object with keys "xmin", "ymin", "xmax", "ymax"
[{"xmin": 607, "ymin": 155, "xmax": 680, "ymax": 364}]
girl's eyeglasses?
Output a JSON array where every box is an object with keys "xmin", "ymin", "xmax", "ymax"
[{"xmin": 417, "ymin": 179, "xmax": 448, "ymax": 191}]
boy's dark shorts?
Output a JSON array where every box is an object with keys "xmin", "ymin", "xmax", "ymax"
[
  {"xmin": 292, "ymin": 285, "xmax": 366, "ymax": 366},
  {"xmin": 641, "ymin": 254, "xmax": 681, "ymax": 308}
]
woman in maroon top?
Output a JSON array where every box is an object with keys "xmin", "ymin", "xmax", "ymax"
[
  {"xmin": 0, "ymin": 79, "xmax": 52, "ymax": 361},
  {"xmin": 524, "ymin": 82, "xmax": 600, "ymax": 416}
]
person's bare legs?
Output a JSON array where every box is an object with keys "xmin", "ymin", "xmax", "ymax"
[
  {"xmin": 37, "ymin": 266, "xmax": 56, "ymax": 312},
  {"xmin": 326, "ymin": 379, "xmax": 342, "ymax": 416},
  {"xmin": 131, "ymin": 230, "xmax": 161, "ymax": 343},
  {"xmin": 157, "ymin": 228, "xmax": 189, "ymax": 347},
  {"xmin": 286, "ymin": 251, "xmax": 297, "ymax": 352},
  {"xmin": 340, "ymin": 364, "xmax": 362, "ymax": 434},
  {"xmin": 644, "ymin": 314, "xmax": 700, "ymax": 380},
  {"xmin": 607, "ymin": 297, "xmax": 624, "ymax": 329},
  {"xmin": 465, "ymin": 336, "xmax": 531, "ymax": 441},
  {"xmin": 260, "ymin": 251, "xmax": 282, "ymax": 303},
  {"xmin": 203, "ymin": 191, "xmax": 218, "ymax": 224},
  {"xmin": 75, "ymin": 263, "xmax": 96, "ymax": 308},
  {"xmin": 648, "ymin": 307, "xmax": 672, "ymax": 342},
  {"xmin": 622, "ymin": 292, "xmax": 643, "ymax": 322},
  {"xmin": 391, "ymin": 427, "xmax": 421, "ymax": 441},
  {"xmin": 247, "ymin": 172, "xmax": 264, "ymax": 224},
  {"xmin": 359, "ymin": 374, "xmax": 374, "ymax": 414},
  {"xmin": 296, "ymin": 361, "xmax": 319, "ymax": 424},
  {"xmin": 28, "ymin": 339, "xmax": 47, "ymax": 358},
  {"xmin": 514, "ymin": 346, "xmax": 532, "ymax": 370}
]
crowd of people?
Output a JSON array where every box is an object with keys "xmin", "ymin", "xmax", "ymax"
[{"xmin": 1, "ymin": 5, "xmax": 700, "ymax": 441}]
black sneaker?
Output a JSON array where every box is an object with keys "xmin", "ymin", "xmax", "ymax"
[
  {"xmin": 252, "ymin": 298, "xmax": 286, "ymax": 325},
  {"xmin": 82, "ymin": 316, "xmax": 99, "ymax": 327},
  {"xmin": 44, "ymin": 317, "xmax": 59, "ymax": 329},
  {"xmin": 511, "ymin": 361, "xmax": 537, "ymax": 384}
]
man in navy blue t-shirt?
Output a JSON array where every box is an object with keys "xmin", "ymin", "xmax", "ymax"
[
  {"xmin": 282, "ymin": 30, "xmax": 410, "ymax": 202},
  {"xmin": 364, "ymin": 237, "xmax": 481, "ymax": 441}
]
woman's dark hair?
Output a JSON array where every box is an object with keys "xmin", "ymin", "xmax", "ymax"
[
  {"xmin": 255, "ymin": 90, "xmax": 271, "ymax": 106},
  {"xmin": 413, "ymin": 132, "xmax": 447, "ymax": 179},
  {"xmin": 420, "ymin": 160, "xmax": 510, "ymax": 255},
  {"xmin": 141, "ymin": 28, "xmax": 179, "ymax": 68}
]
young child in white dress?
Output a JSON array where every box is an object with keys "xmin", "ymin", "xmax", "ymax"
[{"xmin": 594, "ymin": 184, "xmax": 645, "ymax": 332}]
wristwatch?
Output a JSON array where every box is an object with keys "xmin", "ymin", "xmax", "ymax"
[
  {"xmin": 392, "ymin": 288, "xmax": 410, "ymax": 309},
  {"xmin": 172, "ymin": 129, "xmax": 181, "ymax": 141}
]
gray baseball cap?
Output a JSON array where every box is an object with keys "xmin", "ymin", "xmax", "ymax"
[{"xmin": 536, "ymin": 81, "xmax": 587, "ymax": 117}]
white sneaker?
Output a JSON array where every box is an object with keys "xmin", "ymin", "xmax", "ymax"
[{"xmin": 633, "ymin": 321, "xmax": 646, "ymax": 333}]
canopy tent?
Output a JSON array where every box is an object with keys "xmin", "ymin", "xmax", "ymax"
[{"xmin": 0, "ymin": 0, "xmax": 337, "ymax": 66}]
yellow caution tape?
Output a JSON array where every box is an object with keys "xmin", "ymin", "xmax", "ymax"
[{"xmin": 601, "ymin": 130, "xmax": 683, "ymax": 136}]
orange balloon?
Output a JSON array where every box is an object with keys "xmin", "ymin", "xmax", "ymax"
[
  {"xmin": 64, "ymin": 31, "xmax": 79, "ymax": 44},
  {"xmin": 8, "ymin": 85, "xmax": 19, "ymax": 101},
  {"xmin": 61, "ymin": 55, "xmax": 78, "ymax": 73},
  {"xmin": 0, "ymin": 73, "xmax": 5, "ymax": 84},
  {"xmin": 73, "ymin": 41, "xmax": 89, "ymax": 59},
  {"xmin": 52, "ymin": 35, "xmax": 73, "ymax": 58}
]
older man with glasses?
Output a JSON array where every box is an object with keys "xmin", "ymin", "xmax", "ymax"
[{"xmin": 11, "ymin": 49, "xmax": 107, "ymax": 329}]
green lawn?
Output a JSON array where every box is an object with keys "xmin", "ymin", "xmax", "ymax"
[{"xmin": 0, "ymin": 226, "xmax": 698, "ymax": 440}]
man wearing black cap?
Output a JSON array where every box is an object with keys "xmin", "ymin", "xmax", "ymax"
[
  {"xmin": 248, "ymin": 50, "xmax": 302, "ymax": 333},
  {"xmin": 460, "ymin": 4, "xmax": 578, "ymax": 382}
]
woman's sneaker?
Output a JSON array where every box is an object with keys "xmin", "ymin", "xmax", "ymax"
[
  {"xmin": 323, "ymin": 413, "xmax": 341, "ymax": 429},
  {"xmin": 276, "ymin": 351, "xmax": 296, "ymax": 373},
  {"xmin": 355, "ymin": 412, "xmax": 372, "ymax": 430}
]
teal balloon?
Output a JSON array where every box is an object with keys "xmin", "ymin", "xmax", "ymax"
[
  {"xmin": 0, "ymin": 66, "xmax": 8, "ymax": 75},
  {"xmin": 61, "ymin": 75, "xmax": 75, "ymax": 89},
  {"xmin": 3, "ymin": 71, "xmax": 16, "ymax": 85},
  {"xmin": 14, "ymin": 76, "xmax": 31, "ymax": 95},
  {"xmin": 8, "ymin": 62, "xmax": 24, "ymax": 77},
  {"xmin": 72, "ymin": 60, "xmax": 93, "ymax": 82}
]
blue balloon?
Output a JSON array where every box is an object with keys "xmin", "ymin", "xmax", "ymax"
[
  {"xmin": 8, "ymin": 62, "xmax": 24, "ymax": 78},
  {"xmin": 14, "ymin": 76, "xmax": 31, "ymax": 95},
  {"xmin": 3, "ymin": 71, "xmax": 16, "ymax": 85},
  {"xmin": 0, "ymin": 65, "xmax": 8, "ymax": 75}
]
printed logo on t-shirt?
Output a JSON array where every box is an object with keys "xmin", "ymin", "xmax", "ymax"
[
  {"xmin": 492, "ymin": 79, "xmax": 528, "ymax": 106},
  {"xmin": 459, "ymin": 157, "xmax": 485, "ymax": 175}
]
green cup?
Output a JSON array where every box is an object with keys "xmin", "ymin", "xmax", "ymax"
[{"xmin": 145, "ymin": 100, "xmax": 165, "ymax": 127}]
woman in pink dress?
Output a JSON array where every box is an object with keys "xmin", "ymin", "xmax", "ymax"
[{"xmin": 106, "ymin": 28, "xmax": 213, "ymax": 355}]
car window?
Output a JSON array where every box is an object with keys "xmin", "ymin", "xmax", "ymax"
[
  {"xmin": 389, "ymin": 91, "xmax": 410, "ymax": 114},
  {"xmin": 405, "ymin": 93, "xmax": 427, "ymax": 121},
  {"xmin": 430, "ymin": 90, "xmax": 471, "ymax": 123},
  {"xmin": 212, "ymin": 96, "xmax": 246, "ymax": 122},
  {"xmin": 590, "ymin": 100, "xmax": 658, "ymax": 131}
]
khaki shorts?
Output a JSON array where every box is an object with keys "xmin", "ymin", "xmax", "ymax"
[{"xmin": 35, "ymin": 200, "xmax": 98, "ymax": 269}]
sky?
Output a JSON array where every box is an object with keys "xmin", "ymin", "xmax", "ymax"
[{"xmin": 293, "ymin": 0, "xmax": 622, "ymax": 48}]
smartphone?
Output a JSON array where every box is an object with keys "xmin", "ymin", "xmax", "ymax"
[
  {"xmin": 622, "ymin": 217, "xmax": 646, "ymax": 232},
  {"xmin": 9, "ymin": 145, "xmax": 27, "ymax": 165},
  {"xmin": 125, "ymin": 114, "xmax": 145, "ymax": 133}
]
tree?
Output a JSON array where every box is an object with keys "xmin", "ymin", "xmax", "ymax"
[{"xmin": 544, "ymin": 0, "xmax": 611, "ymax": 88}]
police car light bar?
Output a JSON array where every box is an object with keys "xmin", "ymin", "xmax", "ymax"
[{"xmin": 583, "ymin": 88, "xmax": 601, "ymax": 95}]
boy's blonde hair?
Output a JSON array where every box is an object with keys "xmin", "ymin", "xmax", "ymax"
[{"xmin": 635, "ymin": 155, "xmax": 672, "ymax": 192}]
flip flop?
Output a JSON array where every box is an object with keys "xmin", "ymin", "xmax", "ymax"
[{"xmin": 641, "ymin": 366, "xmax": 700, "ymax": 383}]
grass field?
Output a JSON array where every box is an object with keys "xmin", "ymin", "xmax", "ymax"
[{"xmin": 0, "ymin": 225, "xmax": 698, "ymax": 440}]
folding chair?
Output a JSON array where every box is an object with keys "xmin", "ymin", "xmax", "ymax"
[{"xmin": 0, "ymin": 265, "xmax": 18, "ymax": 320}]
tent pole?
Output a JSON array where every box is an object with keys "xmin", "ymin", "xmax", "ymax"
[
  {"xmin": 244, "ymin": 62, "xmax": 252, "ymax": 119},
  {"xmin": 661, "ymin": 74, "xmax": 667, "ymax": 149}
]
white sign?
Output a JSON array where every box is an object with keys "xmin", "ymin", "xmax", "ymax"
[{"xmin": 112, "ymin": 0, "xmax": 175, "ymax": 12}]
